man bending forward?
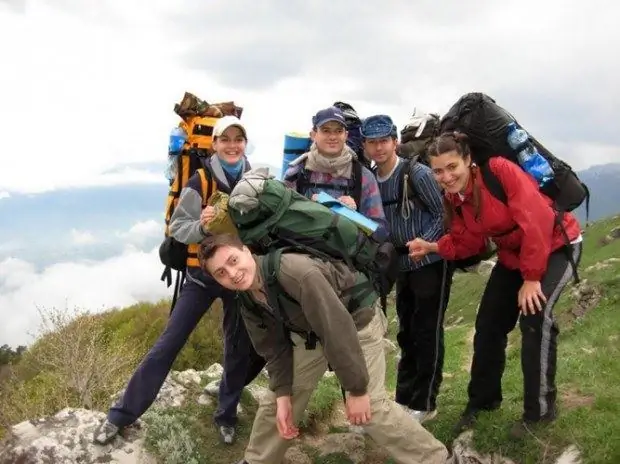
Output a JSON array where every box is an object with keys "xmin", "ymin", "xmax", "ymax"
[{"xmin": 198, "ymin": 233, "xmax": 457, "ymax": 464}]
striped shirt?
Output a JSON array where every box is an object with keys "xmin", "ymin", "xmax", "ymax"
[
  {"xmin": 376, "ymin": 157, "xmax": 445, "ymax": 272},
  {"xmin": 284, "ymin": 161, "xmax": 388, "ymax": 240}
]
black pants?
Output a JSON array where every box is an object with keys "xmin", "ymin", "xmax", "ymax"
[
  {"xmin": 395, "ymin": 259, "xmax": 454, "ymax": 411},
  {"xmin": 108, "ymin": 278, "xmax": 266, "ymax": 428},
  {"xmin": 466, "ymin": 243, "xmax": 582, "ymax": 422}
]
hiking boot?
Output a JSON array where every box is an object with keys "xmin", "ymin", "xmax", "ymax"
[
  {"xmin": 452, "ymin": 410, "xmax": 479, "ymax": 436},
  {"xmin": 509, "ymin": 411, "xmax": 557, "ymax": 440},
  {"xmin": 203, "ymin": 380, "xmax": 220, "ymax": 398},
  {"xmin": 218, "ymin": 425, "xmax": 236, "ymax": 445},
  {"xmin": 93, "ymin": 419, "xmax": 120, "ymax": 445},
  {"xmin": 406, "ymin": 408, "xmax": 438, "ymax": 423}
]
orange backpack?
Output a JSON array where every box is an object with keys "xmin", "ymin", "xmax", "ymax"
[{"xmin": 160, "ymin": 92, "xmax": 243, "ymax": 308}]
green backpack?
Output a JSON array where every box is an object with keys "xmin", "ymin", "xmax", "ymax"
[{"xmin": 227, "ymin": 170, "xmax": 398, "ymax": 313}]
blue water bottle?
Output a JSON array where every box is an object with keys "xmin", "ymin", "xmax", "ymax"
[
  {"xmin": 506, "ymin": 122, "xmax": 553, "ymax": 186},
  {"xmin": 165, "ymin": 127, "xmax": 187, "ymax": 182}
]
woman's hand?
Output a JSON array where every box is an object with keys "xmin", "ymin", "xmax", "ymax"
[
  {"xmin": 200, "ymin": 206, "xmax": 217, "ymax": 226},
  {"xmin": 518, "ymin": 280, "xmax": 547, "ymax": 315},
  {"xmin": 406, "ymin": 238, "xmax": 436, "ymax": 261}
]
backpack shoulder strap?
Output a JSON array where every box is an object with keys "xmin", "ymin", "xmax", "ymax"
[
  {"xmin": 284, "ymin": 160, "xmax": 310, "ymax": 195},
  {"xmin": 196, "ymin": 167, "xmax": 216, "ymax": 206},
  {"xmin": 261, "ymin": 249, "xmax": 319, "ymax": 349},
  {"xmin": 479, "ymin": 162, "xmax": 507, "ymax": 205},
  {"xmin": 394, "ymin": 157, "xmax": 429, "ymax": 214},
  {"xmin": 351, "ymin": 159, "xmax": 363, "ymax": 208}
]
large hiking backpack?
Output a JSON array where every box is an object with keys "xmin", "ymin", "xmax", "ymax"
[
  {"xmin": 439, "ymin": 92, "xmax": 590, "ymax": 218},
  {"xmin": 332, "ymin": 101, "xmax": 371, "ymax": 168},
  {"xmin": 228, "ymin": 168, "xmax": 398, "ymax": 313},
  {"xmin": 159, "ymin": 92, "xmax": 243, "ymax": 308},
  {"xmin": 439, "ymin": 92, "xmax": 587, "ymax": 280},
  {"xmin": 398, "ymin": 109, "xmax": 441, "ymax": 161}
]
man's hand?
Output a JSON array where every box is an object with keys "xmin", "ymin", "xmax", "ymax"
[
  {"xmin": 518, "ymin": 280, "xmax": 547, "ymax": 315},
  {"xmin": 276, "ymin": 396, "xmax": 299, "ymax": 439},
  {"xmin": 345, "ymin": 393, "xmax": 371, "ymax": 425},
  {"xmin": 338, "ymin": 195, "xmax": 357, "ymax": 210}
]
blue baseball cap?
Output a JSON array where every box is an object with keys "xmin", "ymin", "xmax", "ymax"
[
  {"xmin": 312, "ymin": 106, "xmax": 347, "ymax": 129},
  {"xmin": 361, "ymin": 114, "xmax": 397, "ymax": 139}
]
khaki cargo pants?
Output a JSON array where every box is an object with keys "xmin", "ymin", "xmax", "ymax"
[{"xmin": 243, "ymin": 303, "xmax": 451, "ymax": 464}]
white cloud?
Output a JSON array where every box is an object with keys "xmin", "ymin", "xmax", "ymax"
[
  {"xmin": 70, "ymin": 229, "xmax": 97, "ymax": 246},
  {"xmin": 117, "ymin": 219, "xmax": 162, "ymax": 246},
  {"xmin": 2, "ymin": 0, "xmax": 617, "ymax": 196},
  {"xmin": 0, "ymin": 246, "xmax": 172, "ymax": 347},
  {"xmin": 0, "ymin": 191, "xmax": 9, "ymax": 200}
]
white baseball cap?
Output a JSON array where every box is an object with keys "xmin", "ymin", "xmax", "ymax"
[{"xmin": 213, "ymin": 115, "xmax": 247, "ymax": 139}]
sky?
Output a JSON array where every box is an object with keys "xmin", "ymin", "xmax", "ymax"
[{"xmin": 0, "ymin": 0, "xmax": 619, "ymax": 346}]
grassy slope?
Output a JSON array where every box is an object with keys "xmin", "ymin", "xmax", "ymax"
[
  {"xmin": 143, "ymin": 215, "xmax": 619, "ymax": 464},
  {"xmin": 421, "ymin": 214, "xmax": 620, "ymax": 464},
  {"xmin": 2, "ymin": 216, "xmax": 618, "ymax": 464}
]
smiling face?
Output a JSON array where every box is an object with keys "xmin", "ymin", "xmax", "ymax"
[
  {"xmin": 311, "ymin": 121, "xmax": 348, "ymax": 156},
  {"xmin": 202, "ymin": 243, "xmax": 257, "ymax": 291},
  {"xmin": 363, "ymin": 136, "xmax": 397, "ymax": 166},
  {"xmin": 212, "ymin": 125, "xmax": 247, "ymax": 164},
  {"xmin": 429, "ymin": 149, "xmax": 472, "ymax": 194}
]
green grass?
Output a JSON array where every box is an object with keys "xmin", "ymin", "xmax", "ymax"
[
  {"xmin": 2, "ymin": 215, "xmax": 618, "ymax": 463},
  {"xmin": 421, "ymin": 215, "xmax": 620, "ymax": 464},
  {"xmin": 142, "ymin": 383, "xmax": 258, "ymax": 464},
  {"xmin": 108, "ymin": 214, "xmax": 620, "ymax": 463}
]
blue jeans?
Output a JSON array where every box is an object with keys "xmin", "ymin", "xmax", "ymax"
[{"xmin": 107, "ymin": 277, "xmax": 265, "ymax": 427}]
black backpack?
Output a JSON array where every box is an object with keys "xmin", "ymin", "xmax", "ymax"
[
  {"xmin": 439, "ymin": 92, "xmax": 590, "ymax": 220},
  {"xmin": 332, "ymin": 101, "xmax": 371, "ymax": 169},
  {"xmin": 440, "ymin": 92, "xmax": 586, "ymax": 281}
]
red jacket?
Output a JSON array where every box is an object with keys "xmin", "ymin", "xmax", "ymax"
[{"xmin": 437, "ymin": 157, "xmax": 581, "ymax": 281}]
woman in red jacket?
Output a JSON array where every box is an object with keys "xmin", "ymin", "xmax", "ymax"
[{"xmin": 408, "ymin": 132, "xmax": 583, "ymax": 437}]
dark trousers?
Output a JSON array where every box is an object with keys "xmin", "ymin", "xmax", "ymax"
[
  {"xmin": 395, "ymin": 259, "xmax": 454, "ymax": 411},
  {"xmin": 107, "ymin": 278, "xmax": 266, "ymax": 428},
  {"xmin": 466, "ymin": 243, "xmax": 582, "ymax": 422}
]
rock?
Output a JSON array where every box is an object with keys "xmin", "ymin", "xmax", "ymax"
[
  {"xmin": 111, "ymin": 368, "xmax": 208, "ymax": 411},
  {"xmin": 196, "ymin": 393, "xmax": 213, "ymax": 406},
  {"xmin": 203, "ymin": 379, "xmax": 221, "ymax": 397},
  {"xmin": 204, "ymin": 362, "xmax": 224, "ymax": 379},
  {"xmin": 569, "ymin": 280, "xmax": 602, "ymax": 318},
  {"xmin": 246, "ymin": 384, "xmax": 271, "ymax": 404},
  {"xmin": 585, "ymin": 257, "xmax": 620, "ymax": 272},
  {"xmin": 317, "ymin": 432, "xmax": 366, "ymax": 464},
  {"xmin": 0, "ymin": 408, "xmax": 155, "ymax": 464},
  {"xmin": 382, "ymin": 338, "xmax": 398, "ymax": 353},
  {"xmin": 171, "ymin": 368, "xmax": 204, "ymax": 386},
  {"xmin": 284, "ymin": 445, "xmax": 313, "ymax": 464},
  {"xmin": 555, "ymin": 444, "xmax": 582, "ymax": 464},
  {"xmin": 600, "ymin": 226, "xmax": 620, "ymax": 245},
  {"xmin": 451, "ymin": 431, "xmax": 516, "ymax": 463}
]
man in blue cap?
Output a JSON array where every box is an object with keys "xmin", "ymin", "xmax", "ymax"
[
  {"xmin": 361, "ymin": 114, "xmax": 454, "ymax": 424},
  {"xmin": 283, "ymin": 106, "xmax": 387, "ymax": 239}
]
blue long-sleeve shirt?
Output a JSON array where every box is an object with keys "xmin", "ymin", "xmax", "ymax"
[{"xmin": 376, "ymin": 157, "xmax": 445, "ymax": 272}]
